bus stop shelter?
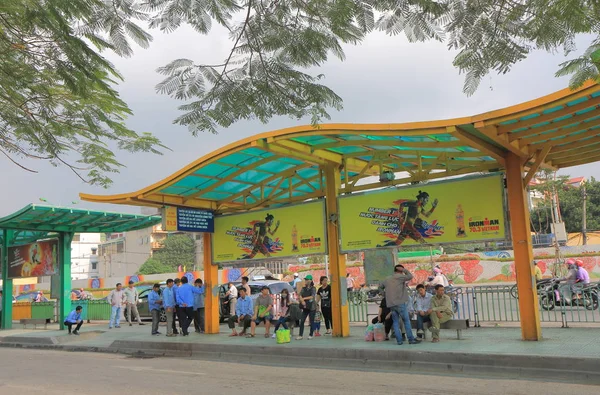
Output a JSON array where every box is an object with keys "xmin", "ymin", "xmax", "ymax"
[
  {"xmin": 0, "ymin": 204, "xmax": 161, "ymax": 329},
  {"xmin": 81, "ymin": 81, "xmax": 600, "ymax": 341}
]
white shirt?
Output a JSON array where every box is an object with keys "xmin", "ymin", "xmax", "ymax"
[
  {"xmin": 228, "ymin": 285, "xmax": 238, "ymax": 299},
  {"xmin": 346, "ymin": 277, "xmax": 354, "ymax": 289},
  {"xmin": 108, "ymin": 289, "xmax": 125, "ymax": 306}
]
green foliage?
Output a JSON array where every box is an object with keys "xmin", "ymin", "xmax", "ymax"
[
  {"xmin": 0, "ymin": 0, "xmax": 163, "ymax": 185},
  {"xmin": 138, "ymin": 256, "xmax": 172, "ymax": 275},
  {"xmin": 5, "ymin": 0, "xmax": 599, "ymax": 168},
  {"xmin": 138, "ymin": 234, "xmax": 196, "ymax": 274},
  {"xmin": 146, "ymin": 0, "xmax": 600, "ymax": 131},
  {"xmin": 557, "ymin": 177, "xmax": 600, "ymax": 233}
]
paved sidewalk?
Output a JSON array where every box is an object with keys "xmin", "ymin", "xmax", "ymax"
[{"xmin": 1, "ymin": 322, "xmax": 599, "ymax": 383}]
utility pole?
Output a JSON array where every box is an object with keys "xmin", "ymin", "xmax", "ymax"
[{"xmin": 582, "ymin": 180, "xmax": 588, "ymax": 245}]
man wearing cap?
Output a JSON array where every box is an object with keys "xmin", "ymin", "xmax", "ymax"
[
  {"xmin": 380, "ymin": 265, "xmax": 420, "ymax": 345},
  {"xmin": 297, "ymin": 275, "xmax": 317, "ymax": 340},
  {"xmin": 124, "ymin": 280, "xmax": 145, "ymax": 326},
  {"xmin": 250, "ymin": 286, "xmax": 273, "ymax": 338}
]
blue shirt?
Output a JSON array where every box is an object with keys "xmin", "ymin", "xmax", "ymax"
[
  {"xmin": 193, "ymin": 286, "xmax": 205, "ymax": 310},
  {"xmin": 176, "ymin": 283, "xmax": 204, "ymax": 307},
  {"xmin": 410, "ymin": 292, "xmax": 433, "ymax": 313},
  {"xmin": 65, "ymin": 310, "xmax": 81, "ymax": 323},
  {"xmin": 236, "ymin": 296, "xmax": 254, "ymax": 317},
  {"xmin": 162, "ymin": 286, "xmax": 176, "ymax": 308},
  {"xmin": 148, "ymin": 290, "xmax": 161, "ymax": 312},
  {"xmin": 173, "ymin": 285, "xmax": 179, "ymax": 306}
]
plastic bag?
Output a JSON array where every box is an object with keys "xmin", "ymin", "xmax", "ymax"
[
  {"xmin": 276, "ymin": 329, "xmax": 291, "ymax": 344},
  {"xmin": 365, "ymin": 324, "xmax": 374, "ymax": 342},
  {"xmin": 373, "ymin": 323, "xmax": 385, "ymax": 342}
]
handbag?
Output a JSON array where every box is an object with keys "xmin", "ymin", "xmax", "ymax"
[{"xmin": 276, "ymin": 329, "xmax": 291, "ymax": 344}]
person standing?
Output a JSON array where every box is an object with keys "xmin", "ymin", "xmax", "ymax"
[
  {"xmin": 176, "ymin": 276, "xmax": 205, "ymax": 336},
  {"xmin": 172, "ymin": 278, "xmax": 181, "ymax": 334},
  {"xmin": 346, "ymin": 273, "xmax": 354, "ymax": 294},
  {"xmin": 297, "ymin": 275, "xmax": 317, "ymax": 340},
  {"xmin": 124, "ymin": 281, "xmax": 145, "ymax": 326},
  {"xmin": 534, "ymin": 261, "xmax": 543, "ymax": 281},
  {"xmin": 64, "ymin": 306, "xmax": 84, "ymax": 335},
  {"xmin": 193, "ymin": 278, "xmax": 205, "ymax": 333},
  {"xmin": 291, "ymin": 273, "xmax": 301, "ymax": 291},
  {"xmin": 162, "ymin": 279, "xmax": 177, "ymax": 337},
  {"xmin": 148, "ymin": 284, "xmax": 162, "ymax": 335},
  {"xmin": 241, "ymin": 276, "xmax": 251, "ymax": 296},
  {"xmin": 225, "ymin": 282, "xmax": 238, "ymax": 317},
  {"xmin": 380, "ymin": 265, "xmax": 420, "ymax": 345},
  {"xmin": 316, "ymin": 276, "xmax": 332, "ymax": 335},
  {"xmin": 107, "ymin": 283, "xmax": 126, "ymax": 329},
  {"xmin": 429, "ymin": 284, "xmax": 454, "ymax": 343}
]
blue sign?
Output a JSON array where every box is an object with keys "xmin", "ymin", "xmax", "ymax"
[{"xmin": 176, "ymin": 208, "xmax": 214, "ymax": 233}]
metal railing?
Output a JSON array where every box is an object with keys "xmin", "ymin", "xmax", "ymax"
[{"xmin": 346, "ymin": 282, "xmax": 600, "ymax": 326}]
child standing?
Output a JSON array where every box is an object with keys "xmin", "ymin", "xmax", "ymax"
[{"xmin": 313, "ymin": 311, "xmax": 322, "ymax": 337}]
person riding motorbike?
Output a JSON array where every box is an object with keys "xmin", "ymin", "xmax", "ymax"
[
  {"xmin": 556, "ymin": 259, "xmax": 580, "ymax": 303},
  {"xmin": 575, "ymin": 260, "xmax": 591, "ymax": 285},
  {"xmin": 425, "ymin": 266, "xmax": 449, "ymax": 289}
]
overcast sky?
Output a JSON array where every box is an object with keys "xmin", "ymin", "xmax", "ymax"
[{"xmin": 1, "ymin": 26, "xmax": 597, "ymax": 217}]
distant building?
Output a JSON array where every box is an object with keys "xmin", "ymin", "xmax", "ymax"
[{"xmin": 71, "ymin": 233, "xmax": 101, "ymax": 280}]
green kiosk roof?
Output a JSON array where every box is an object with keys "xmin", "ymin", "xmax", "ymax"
[{"xmin": 0, "ymin": 204, "xmax": 162, "ymax": 234}]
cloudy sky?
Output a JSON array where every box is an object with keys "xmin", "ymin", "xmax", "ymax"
[{"xmin": 0, "ymin": 25, "xmax": 597, "ymax": 217}]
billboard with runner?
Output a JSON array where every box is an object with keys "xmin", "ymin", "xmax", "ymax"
[
  {"xmin": 7, "ymin": 239, "xmax": 59, "ymax": 279},
  {"xmin": 339, "ymin": 174, "xmax": 506, "ymax": 252},
  {"xmin": 213, "ymin": 201, "xmax": 327, "ymax": 263}
]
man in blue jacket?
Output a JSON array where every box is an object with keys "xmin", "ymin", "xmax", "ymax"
[
  {"xmin": 176, "ymin": 276, "xmax": 205, "ymax": 336},
  {"xmin": 193, "ymin": 278, "xmax": 205, "ymax": 333},
  {"xmin": 162, "ymin": 279, "xmax": 177, "ymax": 337},
  {"xmin": 64, "ymin": 306, "xmax": 84, "ymax": 335}
]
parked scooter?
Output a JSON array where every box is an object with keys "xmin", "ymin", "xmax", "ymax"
[{"xmin": 539, "ymin": 279, "xmax": 599, "ymax": 311}]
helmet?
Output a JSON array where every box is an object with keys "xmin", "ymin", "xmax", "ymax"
[
  {"xmin": 305, "ymin": 275, "xmax": 313, "ymax": 280},
  {"xmin": 293, "ymin": 273, "xmax": 299, "ymax": 277},
  {"xmin": 433, "ymin": 267, "xmax": 442, "ymax": 274},
  {"xmin": 566, "ymin": 258, "xmax": 576, "ymax": 265},
  {"xmin": 575, "ymin": 259, "xmax": 584, "ymax": 267}
]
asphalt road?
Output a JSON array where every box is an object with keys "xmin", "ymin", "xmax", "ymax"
[{"xmin": 0, "ymin": 348, "xmax": 595, "ymax": 394}]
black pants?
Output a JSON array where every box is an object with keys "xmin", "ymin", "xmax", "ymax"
[
  {"xmin": 228, "ymin": 315, "xmax": 251, "ymax": 332},
  {"xmin": 177, "ymin": 307, "xmax": 194, "ymax": 335},
  {"xmin": 299, "ymin": 309, "xmax": 316, "ymax": 337},
  {"xmin": 64, "ymin": 321, "xmax": 83, "ymax": 333},
  {"xmin": 194, "ymin": 308, "xmax": 205, "ymax": 332},
  {"xmin": 172, "ymin": 306, "xmax": 179, "ymax": 333},
  {"xmin": 371, "ymin": 317, "xmax": 393, "ymax": 336},
  {"xmin": 321, "ymin": 306, "xmax": 333, "ymax": 330}
]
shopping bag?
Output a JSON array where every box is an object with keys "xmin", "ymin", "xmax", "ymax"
[
  {"xmin": 365, "ymin": 324, "xmax": 374, "ymax": 342},
  {"xmin": 373, "ymin": 323, "xmax": 385, "ymax": 342},
  {"xmin": 276, "ymin": 329, "xmax": 291, "ymax": 344}
]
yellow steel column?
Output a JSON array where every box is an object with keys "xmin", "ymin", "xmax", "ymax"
[
  {"xmin": 505, "ymin": 152, "xmax": 542, "ymax": 341},
  {"xmin": 323, "ymin": 165, "xmax": 350, "ymax": 337},
  {"xmin": 203, "ymin": 232, "xmax": 219, "ymax": 334}
]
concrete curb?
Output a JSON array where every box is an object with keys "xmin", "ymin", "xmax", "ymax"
[{"xmin": 1, "ymin": 339, "xmax": 599, "ymax": 384}]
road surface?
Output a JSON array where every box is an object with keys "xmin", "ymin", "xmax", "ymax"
[{"xmin": 0, "ymin": 348, "xmax": 594, "ymax": 394}]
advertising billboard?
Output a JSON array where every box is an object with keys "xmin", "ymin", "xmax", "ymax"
[
  {"xmin": 7, "ymin": 239, "xmax": 59, "ymax": 279},
  {"xmin": 213, "ymin": 201, "xmax": 327, "ymax": 263},
  {"xmin": 339, "ymin": 174, "xmax": 506, "ymax": 252}
]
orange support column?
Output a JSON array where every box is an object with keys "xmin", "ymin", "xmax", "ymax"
[
  {"xmin": 505, "ymin": 152, "xmax": 542, "ymax": 341},
  {"xmin": 323, "ymin": 165, "xmax": 350, "ymax": 337},
  {"xmin": 203, "ymin": 232, "xmax": 220, "ymax": 334}
]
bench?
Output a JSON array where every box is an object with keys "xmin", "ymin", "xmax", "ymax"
[
  {"xmin": 20, "ymin": 318, "xmax": 49, "ymax": 330},
  {"xmin": 410, "ymin": 319, "xmax": 469, "ymax": 340}
]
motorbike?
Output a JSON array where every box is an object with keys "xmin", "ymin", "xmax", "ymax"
[
  {"xmin": 539, "ymin": 279, "xmax": 599, "ymax": 311},
  {"xmin": 509, "ymin": 278, "xmax": 554, "ymax": 299}
]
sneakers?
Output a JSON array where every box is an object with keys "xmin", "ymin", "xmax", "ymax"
[
  {"xmin": 73, "ymin": 331, "xmax": 80, "ymax": 336},
  {"xmin": 315, "ymin": 333, "xmax": 322, "ymax": 337},
  {"xmin": 296, "ymin": 336, "xmax": 303, "ymax": 340},
  {"xmin": 408, "ymin": 339, "xmax": 421, "ymax": 345},
  {"xmin": 308, "ymin": 336, "xmax": 313, "ymax": 340},
  {"xmin": 271, "ymin": 334, "xmax": 276, "ymax": 339}
]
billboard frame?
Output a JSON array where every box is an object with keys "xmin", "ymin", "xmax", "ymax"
[
  {"xmin": 212, "ymin": 199, "xmax": 328, "ymax": 264},
  {"xmin": 337, "ymin": 172, "xmax": 509, "ymax": 253}
]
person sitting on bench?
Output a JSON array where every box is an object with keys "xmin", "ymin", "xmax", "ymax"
[
  {"xmin": 429, "ymin": 284, "xmax": 453, "ymax": 343},
  {"xmin": 64, "ymin": 306, "xmax": 84, "ymax": 335}
]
